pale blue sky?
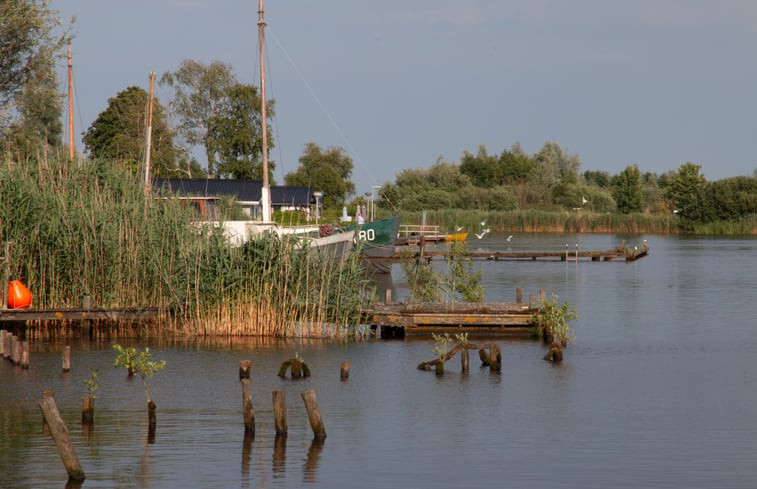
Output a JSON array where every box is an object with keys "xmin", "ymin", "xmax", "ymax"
[{"xmin": 56, "ymin": 0, "xmax": 757, "ymax": 194}]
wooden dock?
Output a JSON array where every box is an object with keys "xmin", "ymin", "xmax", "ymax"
[
  {"xmin": 369, "ymin": 242, "xmax": 649, "ymax": 264},
  {"xmin": 0, "ymin": 306, "xmax": 166, "ymax": 323},
  {"xmin": 366, "ymin": 301, "xmax": 537, "ymax": 337}
]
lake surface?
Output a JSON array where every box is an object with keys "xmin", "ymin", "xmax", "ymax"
[{"xmin": 2, "ymin": 234, "xmax": 757, "ymax": 488}]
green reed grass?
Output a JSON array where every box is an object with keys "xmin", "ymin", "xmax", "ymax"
[{"xmin": 0, "ymin": 153, "xmax": 372, "ymax": 337}]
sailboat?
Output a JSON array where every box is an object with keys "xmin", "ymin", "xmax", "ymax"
[{"xmin": 249, "ymin": 0, "xmax": 354, "ymax": 256}]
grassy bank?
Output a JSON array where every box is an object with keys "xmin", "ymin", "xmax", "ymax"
[{"xmin": 0, "ymin": 153, "xmax": 372, "ymax": 337}]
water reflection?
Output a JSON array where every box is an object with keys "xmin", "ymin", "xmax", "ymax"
[
  {"xmin": 303, "ymin": 438, "xmax": 324, "ymax": 483},
  {"xmin": 272, "ymin": 434, "xmax": 286, "ymax": 477}
]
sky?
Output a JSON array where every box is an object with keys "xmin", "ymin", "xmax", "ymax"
[{"xmin": 55, "ymin": 0, "xmax": 757, "ymax": 195}]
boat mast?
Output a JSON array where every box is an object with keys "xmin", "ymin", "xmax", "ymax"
[
  {"xmin": 258, "ymin": 0, "xmax": 272, "ymax": 222},
  {"xmin": 67, "ymin": 42, "xmax": 74, "ymax": 162},
  {"xmin": 144, "ymin": 72, "xmax": 155, "ymax": 187}
]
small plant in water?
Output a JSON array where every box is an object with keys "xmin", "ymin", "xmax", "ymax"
[
  {"xmin": 532, "ymin": 294, "xmax": 578, "ymax": 345},
  {"xmin": 113, "ymin": 344, "xmax": 166, "ymax": 404},
  {"xmin": 83, "ymin": 367, "xmax": 100, "ymax": 399}
]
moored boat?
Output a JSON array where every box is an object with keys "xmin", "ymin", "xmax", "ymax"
[{"xmin": 346, "ymin": 215, "xmax": 400, "ymax": 273}]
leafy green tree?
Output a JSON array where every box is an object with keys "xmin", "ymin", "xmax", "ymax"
[
  {"xmin": 669, "ymin": 162, "xmax": 707, "ymax": 221},
  {"xmin": 1, "ymin": 0, "xmax": 69, "ymax": 149},
  {"xmin": 83, "ymin": 86, "xmax": 178, "ymax": 177},
  {"xmin": 583, "ymin": 170, "xmax": 611, "ymax": 188},
  {"xmin": 499, "ymin": 142, "xmax": 535, "ymax": 183},
  {"xmin": 284, "ymin": 143, "xmax": 355, "ymax": 209},
  {"xmin": 207, "ymin": 83, "xmax": 273, "ymax": 180},
  {"xmin": 532, "ymin": 141, "xmax": 581, "ymax": 186},
  {"xmin": 459, "ymin": 145, "xmax": 502, "ymax": 187},
  {"xmin": 161, "ymin": 60, "xmax": 274, "ymax": 178},
  {"xmin": 611, "ymin": 165, "xmax": 644, "ymax": 214},
  {"xmin": 5, "ymin": 46, "xmax": 62, "ymax": 155}
]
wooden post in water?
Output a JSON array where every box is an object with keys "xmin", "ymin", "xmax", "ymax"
[
  {"xmin": 38, "ymin": 390, "xmax": 85, "ymax": 482},
  {"xmin": 62, "ymin": 345, "xmax": 71, "ymax": 373},
  {"xmin": 461, "ymin": 347, "xmax": 469, "ymax": 372},
  {"xmin": 81, "ymin": 397, "xmax": 94, "ymax": 423},
  {"xmin": 340, "ymin": 361, "xmax": 350, "ymax": 380},
  {"xmin": 516, "ymin": 287, "xmax": 523, "ymax": 304},
  {"xmin": 11, "ymin": 335, "xmax": 20, "ymax": 365},
  {"xmin": 529, "ymin": 293, "xmax": 535, "ymax": 308},
  {"xmin": 241, "ymin": 378, "xmax": 255, "ymax": 435},
  {"xmin": 21, "ymin": 340, "xmax": 29, "ymax": 369},
  {"xmin": 273, "ymin": 390, "xmax": 287, "ymax": 436},
  {"xmin": 0, "ymin": 330, "xmax": 6, "ymax": 358},
  {"xmin": 147, "ymin": 401, "xmax": 157, "ymax": 443},
  {"xmin": 82, "ymin": 295, "xmax": 92, "ymax": 339},
  {"xmin": 239, "ymin": 360, "xmax": 251, "ymax": 379},
  {"xmin": 385, "ymin": 288, "xmax": 392, "ymax": 304},
  {"xmin": 301, "ymin": 390, "xmax": 326, "ymax": 440}
]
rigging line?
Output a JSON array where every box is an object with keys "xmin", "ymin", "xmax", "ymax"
[{"xmin": 266, "ymin": 25, "xmax": 380, "ymax": 187}]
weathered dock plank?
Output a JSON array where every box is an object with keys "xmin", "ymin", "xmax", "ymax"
[{"xmin": 0, "ymin": 306, "xmax": 167, "ymax": 323}]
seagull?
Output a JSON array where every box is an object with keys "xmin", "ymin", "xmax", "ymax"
[
  {"xmin": 480, "ymin": 221, "xmax": 486, "ymax": 226},
  {"xmin": 474, "ymin": 229, "xmax": 489, "ymax": 239},
  {"xmin": 582, "ymin": 196, "xmax": 588, "ymax": 205},
  {"xmin": 507, "ymin": 235, "xmax": 513, "ymax": 242},
  {"xmin": 455, "ymin": 225, "xmax": 464, "ymax": 232}
]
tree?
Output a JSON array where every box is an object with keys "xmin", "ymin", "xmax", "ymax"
[
  {"xmin": 83, "ymin": 86, "xmax": 178, "ymax": 177},
  {"xmin": 1, "ymin": 0, "xmax": 69, "ymax": 145},
  {"xmin": 459, "ymin": 145, "xmax": 502, "ymax": 187},
  {"xmin": 285, "ymin": 143, "xmax": 355, "ymax": 209},
  {"xmin": 612, "ymin": 165, "xmax": 644, "ymax": 214},
  {"xmin": 161, "ymin": 60, "xmax": 274, "ymax": 178},
  {"xmin": 533, "ymin": 141, "xmax": 582, "ymax": 187},
  {"xmin": 207, "ymin": 83, "xmax": 273, "ymax": 180},
  {"xmin": 669, "ymin": 162, "xmax": 707, "ymax": 221},
  {"xmin": 499, "ymin": 142, "xmax": 535, "ymax": 183}
]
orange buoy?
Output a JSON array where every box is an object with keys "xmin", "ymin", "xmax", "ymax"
[{"xmin": 8, "ymin": 279, "xmax": 32, "ymax": 309}]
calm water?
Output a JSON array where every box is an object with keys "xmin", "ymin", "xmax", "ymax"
[{"xmin": 2, "ymin": 234, "xmax": 757, "ymax": 488}]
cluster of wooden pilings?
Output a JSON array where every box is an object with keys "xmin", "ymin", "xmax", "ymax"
[{"xmin": 1, "ymin": 329, "xmax": 30, "ymax": 369}]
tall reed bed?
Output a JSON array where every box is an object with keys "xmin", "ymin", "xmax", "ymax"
[
  {"xmin": 0, "ymin": 153, "xmax": 372, "ymax": 336},
  {"xmin": 402, "ymin": 209, "xmax": 680, "ymax": 234}
]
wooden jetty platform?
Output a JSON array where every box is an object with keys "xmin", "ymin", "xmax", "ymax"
[
  {"xmin": 395, "ymin": 224, "xmax": 464, "ymax": 246},
  {"xmin": 366, "ymin": 289, "xmax": 542, "ymax": 337},
  {"xmin": 368, "ymin": 242, "xmax": 649, "ymax": 264},
  {"xmin": 0, "ymin": 306, "xmax": 166, "ymax": 323}
]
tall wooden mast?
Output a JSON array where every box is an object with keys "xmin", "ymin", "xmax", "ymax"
[
  {"xmin": 258, "ymin": 0, "xmax": 272, "ymax": 222},
  {"xmin": 68, "ymin": 42, "xmax": 74, "ymax": 161},
  {"xmin": 144, "ymin": 72, "xmax": 155, "ymax": 186}
]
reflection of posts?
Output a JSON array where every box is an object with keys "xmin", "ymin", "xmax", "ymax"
[
  {"xmin": 304, "ymin": 438, "xmax": 325, "ymax": 483},
  {"xmin": 273, "ymin": 433, "xmax": 287, "ymax": 475},
  {"xmin": 241, "ymin": 432, "xmax": 253, "ymax": 481}
]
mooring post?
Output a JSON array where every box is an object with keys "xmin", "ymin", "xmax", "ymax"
[
  {"xmin": 82, "ymin": 295, "xmax": 92, "ymax": 339},
  {"xmin": 62, "ymin": 345, "xmax": 71, "ymax": 373},
  {"xmin": 11, "ymin": 335, "xmax": 20, "ymax": 365},
  {"xmin": 461, "ymin": 348, "xmax": 469, "ymax": 372},
  {"xmin": 385, "ymin": 288, "xmax": 392, "ymax": 304},
  {"xmin": 81, "ymin": 396, "xmax": 94, "ymax": 424},
  {"xmin": 21, "ymin": 340, "xmax": 29, "ymax": 369},
  {"xmin": 516, "ymin": 287, "xmax": 523, "ymax": 304},
  {"xmin": 147, "ymin": 401, "xmax": 157, "ymax": 443},
  {"xmin": 38, "ymin": 390, "xmax": 85, "ymax": 482},
  {"xmin": 273, "ymin": 390, "xmax": 287, "ymax": 436},
  {"xmin": 539, "ymin": 289, "xmax": 546, "ymax": 307},
  {"xmin": 241, "ymin": 378, "xmax": 255, "ymax": 434},
  {"xmin": 301, "ymin": 390, "xmax": 327, "ymax": 440},
  {"xmin": 0, "ymin": 330, "xmax": 6, "ymax": 358},
  {"xmin": 340, "ymin": 361, "xmax": 350, "ymax": 380},
  {"xmin": 239, "ymin": 359, "xmax": 251, "ymax": 380}
]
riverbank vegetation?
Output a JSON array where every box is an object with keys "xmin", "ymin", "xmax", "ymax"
[
  {"xmin": 0, "ymin": 153, "xmax": 373, "ymax": 337},
  {"xmin": 372, "ymin": 144, "xmax": 757, "ymax": 235}
]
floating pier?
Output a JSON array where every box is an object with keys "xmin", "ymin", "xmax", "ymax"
[{"xmin": 369, "ymin": 241, "xmax": 649, "ymax": 264}]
